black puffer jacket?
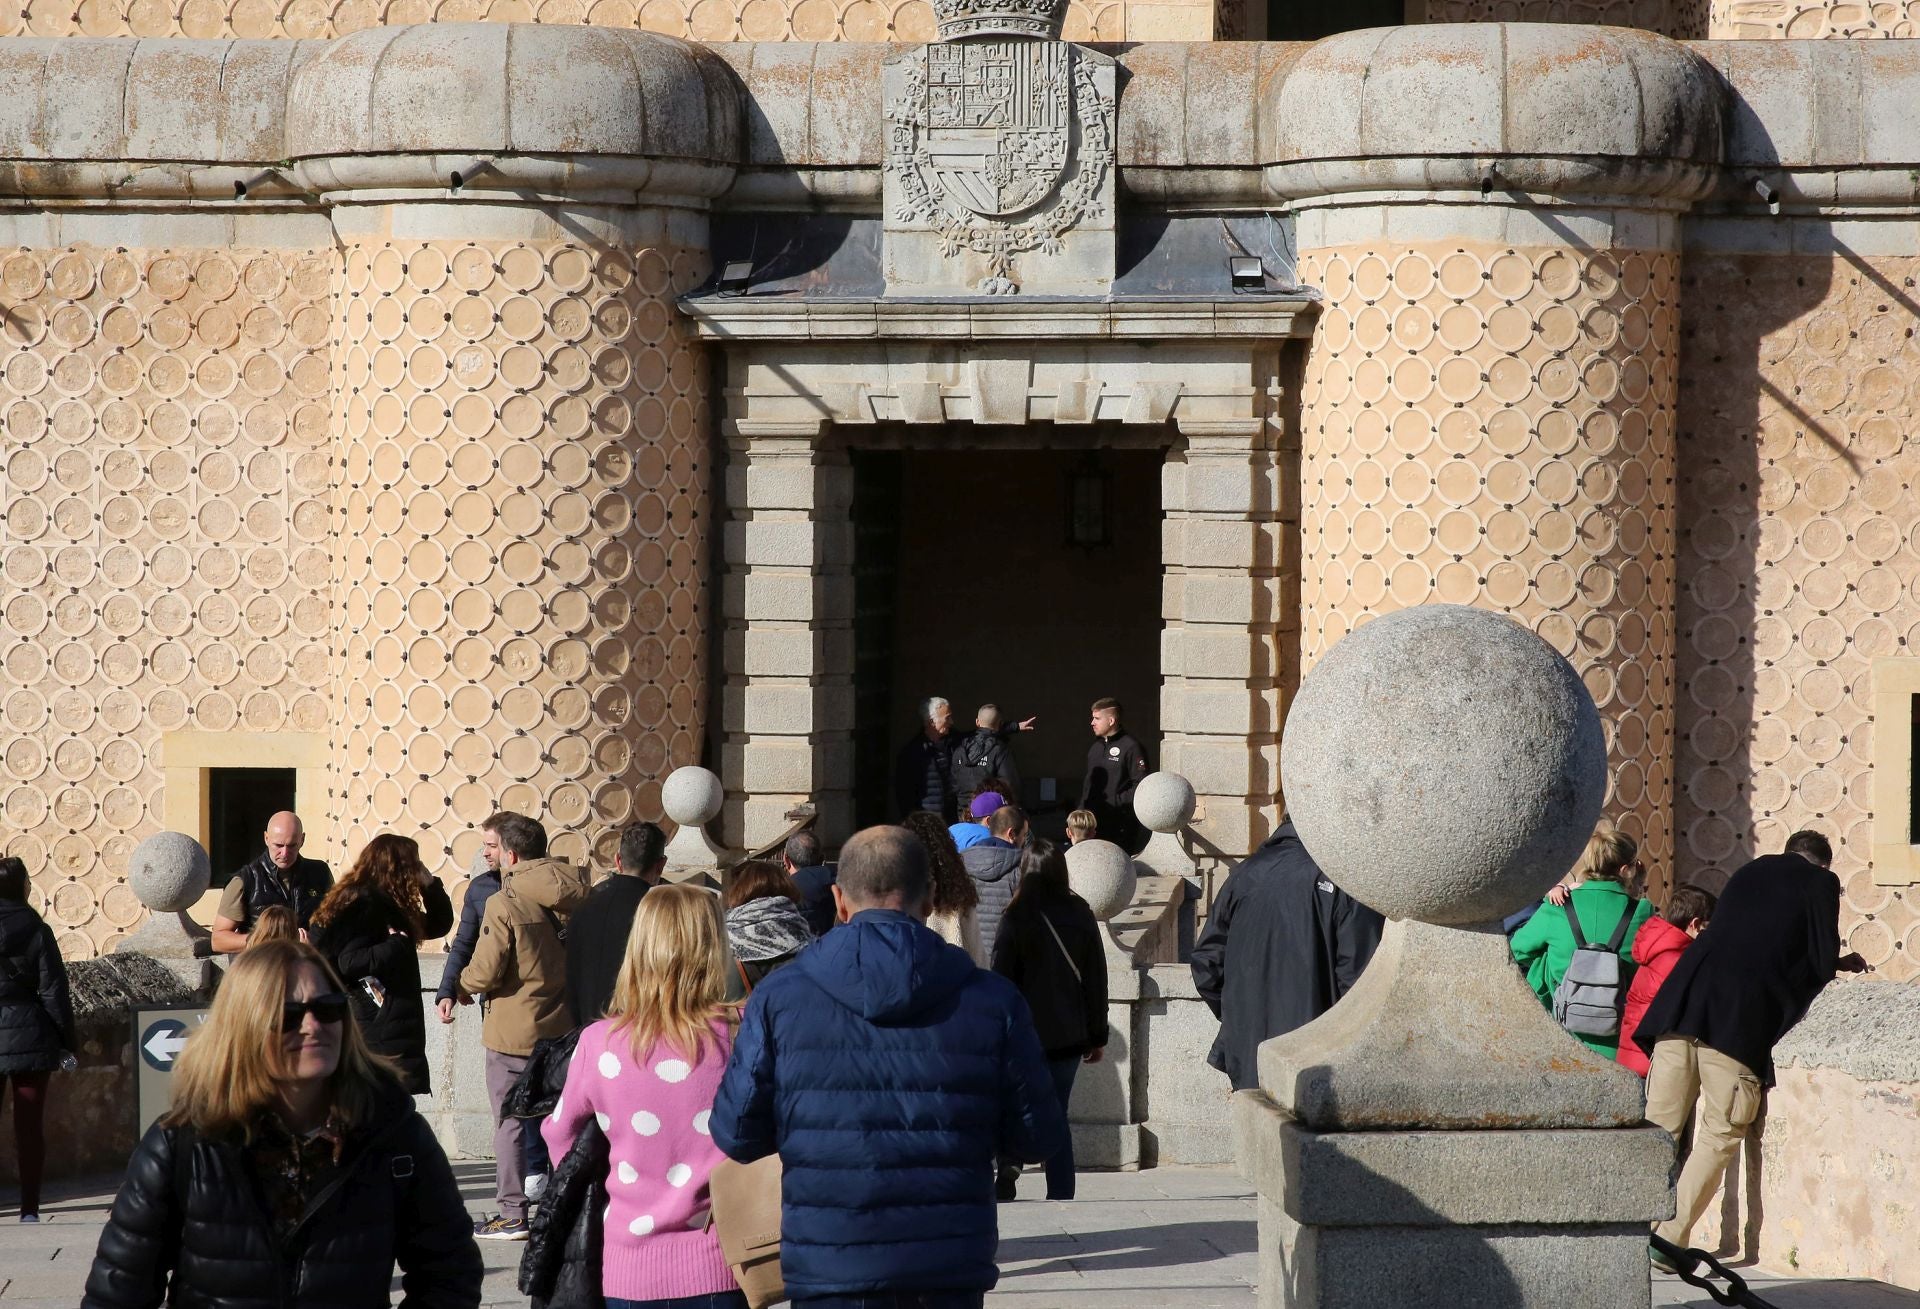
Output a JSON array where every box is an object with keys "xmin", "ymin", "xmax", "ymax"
[
  {"xmin": 310, "ymin": 882, "xmax": 454, "ymax": 1094},
  {"xmin": 519, "ymin": 1118, "xmax": 607, "ymax": 1309},
  {"xmin": 82, "ymin": 1083, "xmax": 482, "ymax": 1309},
  {"xmin": 0, "ymin": 898, "xmax": 74, "ymax": 1075}
]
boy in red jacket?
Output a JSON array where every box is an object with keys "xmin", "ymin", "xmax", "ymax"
[{"xmin": 1618, "ymin": 884, "xmax": 1717, "ymax": 1076}]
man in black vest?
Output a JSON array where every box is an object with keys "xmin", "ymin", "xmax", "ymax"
[{"xmin": 209, "ymin": 811, "xmax": 334, "ymax": 953}]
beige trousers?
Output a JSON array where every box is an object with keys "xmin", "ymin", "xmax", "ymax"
[{"xmin": 1644, "ymin": 1036, "xmax": 1764, "ymax": 1247}]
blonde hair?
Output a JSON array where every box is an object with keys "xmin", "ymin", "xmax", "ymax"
[
  {"xmin": 163, "ymin": 940, "xmax": 395, "ymax": 1140},
  {"xmin": 1570, "ymin": 821, "xmax": 1638, "ymax": 885},
  {"xmin": 608, "ymin": 885, "xmax": 730, "ymax": 1066},
  {"xmin": 246, "ymin": 905, "xmax": 297, "ymax": 948},
  {"xmin": 1066, "ymin": 810, "xmax": 1098, "ymax": 839}
]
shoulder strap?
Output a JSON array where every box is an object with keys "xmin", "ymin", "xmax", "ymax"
[
  {"xmin": 540, "ymin": 905, "xmax": 567, "ymax": 943},
  {"xmin": 1039, "ymin": 911, "xmax": 1082, "ymax": 984},
  {"xmin": 1605, "ymin": 899, "xmax": 1640, "ymax": 952},
  {"xmin": 1563, "ymin": 897, "xmax": 1589, "ymax": 950}
]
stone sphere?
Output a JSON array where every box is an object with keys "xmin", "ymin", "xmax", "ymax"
[
  {"xmin": 661, "ymin": 765, "xmax": 725, "ymax": 826},
  {"xmin": 1065, "ymin": 838, "xmax": 1139, "ymax": 921},
  {"xmin": 1280, "ymin": 605, "xmax": 1607, "ymax": 926},
  {"xmin": 127, "ymin": 832, "xmax": 212, "ymax": 914},
  {"xmin": 1133, "ymin": 772, "xmax": 1197, "ymax": 833}
]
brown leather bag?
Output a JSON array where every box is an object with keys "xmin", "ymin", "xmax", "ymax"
[{"xmin": 707, "ymin": 1153, "xmax": 784, "ymax": 1309}]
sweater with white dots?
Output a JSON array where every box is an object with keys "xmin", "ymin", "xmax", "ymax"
[{"xmin": 543, "ymin": 1017, "xmax": 738, "ymax": 1301}]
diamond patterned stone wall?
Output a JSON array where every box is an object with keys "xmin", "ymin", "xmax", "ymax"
[
  {"xmin": 326, "ymin": 234, "xmax": 712, "ymax": 907},
  {"xmin": 1296, "ymin": 235, "xmax": 1681, "ymax": 886},
  {"xmin": 0, "ymin": 244, "xmax": 335, "ymax": 956}
]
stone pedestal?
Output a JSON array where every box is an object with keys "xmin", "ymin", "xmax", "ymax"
[{"xmin": 1242, "ymin": 604, "xmax": 1674, "ymax": 1308}]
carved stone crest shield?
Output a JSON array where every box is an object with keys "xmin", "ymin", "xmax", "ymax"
[
  {"xmin": 920, "ymin": 41, "xmax": 1069, "ymax": 218},
  {"xmin": 884, "ymin": 39, "xmax": 1114, "ymax": 294}
]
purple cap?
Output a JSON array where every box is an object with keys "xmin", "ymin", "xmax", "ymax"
[{"xmin": 969, "ymin": 791, "xmax": 1006, "ymax": 819}]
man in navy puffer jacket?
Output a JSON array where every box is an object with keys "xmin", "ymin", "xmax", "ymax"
[{"xmin": 712, "ymin": 825, "xmax": 1065, "ymax": 1309}]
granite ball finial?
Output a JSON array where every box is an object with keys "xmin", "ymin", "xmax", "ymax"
[
  {"xmin": 1133, "ymin": 772, "xmax": 1197, "ymax": 834},
  {"xmin": 662, "ymin": 766, "xmax": 725, "ymax": 827},
  {"xmin": 1280, "ymin": 604, "xmax": 1606, "ymax": 926},
  {"xmin": 1065, "ymin": 838, "xmax": 1138, "ymax": 921},
  {"xmin": 126, "ymin": 832, "xmax": 212, "ymax": 915}
]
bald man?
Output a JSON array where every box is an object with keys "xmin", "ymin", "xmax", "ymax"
[{"xmin": 210, "ymin": 811, "xmax": 334, "ymax": 953}]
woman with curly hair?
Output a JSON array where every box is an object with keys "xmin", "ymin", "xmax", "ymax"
[
  {"xmin": 309, "ymin": 834, "xmax": 455, "ymax": 1094},
  {"xmin": 899, "ymin": 810, "xmax": 984, "ymax": 965}
]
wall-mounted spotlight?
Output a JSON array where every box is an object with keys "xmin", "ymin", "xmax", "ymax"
[
  {"xmin": 1480, "ymin": 163, "xmax": 1501, "ymax": 198},
  {"xmin": 1753, "ymin": 175, "xmax": 1782, "ymax": 215},
  {"xmin": 1228, "ymin": 256, "xmax": 1265, "ymax": 293},
  {"xmin": 717, "ymin": 259, "xmax": 755, "ymax": 297}
]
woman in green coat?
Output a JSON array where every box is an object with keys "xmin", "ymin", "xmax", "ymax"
[{"xmin": 1510, "ymin": 821, "xmax": 1655, "ymax": 1057}]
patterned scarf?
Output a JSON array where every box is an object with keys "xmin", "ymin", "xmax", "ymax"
[{"xmin": 726, "ymin": 896, "xmax": 815, "ymax": 963}]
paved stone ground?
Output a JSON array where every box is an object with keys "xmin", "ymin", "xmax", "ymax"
[{"xmin": 4, "ymin": 1164, "xmax": 1916, "ymax": 1307}]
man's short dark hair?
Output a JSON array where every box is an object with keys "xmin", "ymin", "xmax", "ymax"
[
  {"xmin": 1662, "ymin": 884, "xmax": 1717, "ymax": 929},
  {"xmin": 1091, "ymin": 697, "xmax": 1120, "ymax": 715},
  {"xmin": 619, "ymin": 821, "xmax": 667, "ymax": 874},
  {"xmin": 1783, "ymin": 830, "xmax": 1833, "ymax": 868},
  {"xmin": 784, "ymin": 830, "xmax": 823, "ymax": 868},
  {"xmin": 988, "ymin": 804, "xmax": 1026, "ymax": 839},
  {"xmin": 483, "ymin": 811, "xmax": 547, "ymax": 860},
  {"xmin": 838, "ymin": 826, "xmax": 930, "ymax": 910},
  {"xmin": 0, "ymin": 856, "xmax": 26, "ymax": 903}
]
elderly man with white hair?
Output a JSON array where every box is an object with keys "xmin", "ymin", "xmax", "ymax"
[{"xmin": 893, "ymin": 694, "xmax": 963, "ymax": 822}]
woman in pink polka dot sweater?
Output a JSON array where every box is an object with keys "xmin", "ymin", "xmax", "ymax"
[{"xmin": 543, "ymin": 885, "xmax": 745, "ymax": 1309}]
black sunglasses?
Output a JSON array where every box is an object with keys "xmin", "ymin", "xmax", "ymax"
[{"xmin": 281, "ymin": 994, "xmax": 350, "ymax": 1033}]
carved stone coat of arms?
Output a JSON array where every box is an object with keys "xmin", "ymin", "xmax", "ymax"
[{"xmin": 883, "ymin": 37, "xmax": 1115, "ymax": 295}]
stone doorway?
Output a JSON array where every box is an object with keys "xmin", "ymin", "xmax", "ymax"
[{"xmin": 847, "ymin": 446, "xmax": 1165, "ymax": 832}]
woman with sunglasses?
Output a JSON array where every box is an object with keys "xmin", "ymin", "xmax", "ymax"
[{"xmin": 82, "ymin": 939, "xmax": 482, "ymax": 1309}]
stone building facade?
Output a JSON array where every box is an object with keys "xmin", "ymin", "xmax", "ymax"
[{"xmin": 0, "ymin": 0, "xmax": 1914, "ymax": 993}]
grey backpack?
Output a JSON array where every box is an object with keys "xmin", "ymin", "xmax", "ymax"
[{"xmin": 1551, "ymin": 898, "xmax": 1638, "ymax": 1039}]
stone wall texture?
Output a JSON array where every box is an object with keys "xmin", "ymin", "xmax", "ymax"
[
  {"xmin": 1, "ymin": 243, "xmax": 335, "ymax": 956},
  {"xmin": 0, "ymin": 0, "xmax": 1206, "ymax": 43},
  {"xmin": 1297, "ymin": 237, "xmax": 1680, "ymax": 882},
  {"xmin": 1709, "ymin": 0, "xmax": 1920, "ymax": 36},
  {"xmin": 1420, "ymin": 0, "xmax": 1708, "ymax": 37},
  {"xmin": 1676, "ymin": 253, "xmax": 1918, "ymax": 980},
  {"xmin": 327, "ymin": 232, "xmax": 711, "ymax": 896}
]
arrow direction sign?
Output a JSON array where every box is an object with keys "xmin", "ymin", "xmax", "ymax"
[{"xmin": 140, "ymin": 1019, "xmax": 189, "ymax": 1071}]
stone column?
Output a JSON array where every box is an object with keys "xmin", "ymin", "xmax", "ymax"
[
  {"xmin": 1270, "ymin": 24, "xmax": 1723, "ymax": 886},
  {"xmin": 1159, "ymin": 401, "xmax": 1287, "ymax": 890},
  {"xmin": 288, "ymin": 24, "xmax": 738, "ymax": 873},
  {"xmin": 719, "ymin": 432, "xmax": 856, "ymax": 852}
]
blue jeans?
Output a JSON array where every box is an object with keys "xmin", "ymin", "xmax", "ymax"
[
  {"xmin": 607, "ymin": 1294, "xmax": 748, "ymax": 1309},
  {"xmin": 791, "ymin": 1289, "xmax": 983, "ymax": 1297},
  {"xmin": 1043, "ymin": 1055, "xmax": 1081, "ymax": 1200}
]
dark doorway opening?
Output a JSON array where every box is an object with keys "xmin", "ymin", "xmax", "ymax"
[
  {"xmin": 1266, "ymin": 0, "xmax": 1402, "ymax": 41},
  {"xmin": 208, "ymin": 768, "xmax": 297, "ymax": 883},
  {"xmin": 850, "ymin": 447, "xmax": 1163, "ymax": 836}
]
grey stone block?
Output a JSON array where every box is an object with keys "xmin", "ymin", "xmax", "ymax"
[
  {"xmin": 1775, "ymin": 977, "xmax": 1920, "ymax": 1084},
  {"xmin": 1071, "ymin": 1121, "xmax": 1142, "ymax": 1171}
]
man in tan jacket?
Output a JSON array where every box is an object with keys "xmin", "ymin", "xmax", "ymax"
[{"xmin": 454, "ymin": 810, "xmax": 589, "ymax": 1240}]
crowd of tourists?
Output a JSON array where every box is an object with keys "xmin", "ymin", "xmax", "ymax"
[{"xmin": 0, "ymin": 684, "xmax": 1870, "ymax": 1302}]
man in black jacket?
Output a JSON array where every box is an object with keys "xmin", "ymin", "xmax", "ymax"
[
  {"xmin": 950, "ymin": 704, "xmax": 1038, "ymax": 811},
  {"xmin": 783, "ymin": 829, "xmax": 838, "ymax": 939},
  {"xmin": 894, "ymin": 696, "xmax": 961, "ymax": 822},
  {"xmin": 1079, "ymin": 698, "xmax": 1149, "ymax": 854},
  {"xmin": 209, "ymin": 812, "xmax": 333, "ymax": 954},
  {"xmin": 564, "ymin": 822, "xmax": 666, "ymax": 1024},
  {"xmin": 1190, "ymin": 819, "xmax": 1384, "ymax": 1091},
  {"xmin": 1634, "ymin": 830, "xmax": 1866, "ymax": 1265}
]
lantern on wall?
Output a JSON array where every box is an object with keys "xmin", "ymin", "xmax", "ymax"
[{"xmin": 1067, "ymin": 455, "xmax": 1112, "ymax": 549}]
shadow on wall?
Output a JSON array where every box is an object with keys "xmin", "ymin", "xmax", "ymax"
[{"xmin": 1673, "ymin": 238, "xmax": 1833, "ymax": 904}]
